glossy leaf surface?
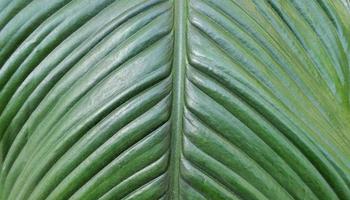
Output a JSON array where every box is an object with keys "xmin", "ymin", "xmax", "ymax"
[{"xmin": 0, "ymin": 0, "xmax": 349, "ymax": 199}]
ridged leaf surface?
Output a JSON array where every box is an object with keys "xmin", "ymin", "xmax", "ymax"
[{"xmin": 0, "ymin": 0, "xmax": 349, "ymax": 199}]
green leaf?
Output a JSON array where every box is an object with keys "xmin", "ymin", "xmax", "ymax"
[{"xmin": 0, "ymin": 0, "xmax": 349, "ymax": 199}]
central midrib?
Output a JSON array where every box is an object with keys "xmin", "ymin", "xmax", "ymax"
[{"xmin": 169, "ymin": 0, "xmax": 187, "ymax": 199}]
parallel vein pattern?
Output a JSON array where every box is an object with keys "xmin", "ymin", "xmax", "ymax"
[
  {"xmin": 181, "ymin": 0, "xmax": 350, "ymax": 199},
  {"xmin": 0, "ymin": 0, "xmax": 349, "ymax": 200},
  {"xmin": 0, "ymin": 0, "xmax": 173, "ymax": 199}
]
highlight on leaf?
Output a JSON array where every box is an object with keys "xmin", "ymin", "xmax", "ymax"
[{"xmin": 0, "ymin": 0, "xmax": 349, "ymax": 199}]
